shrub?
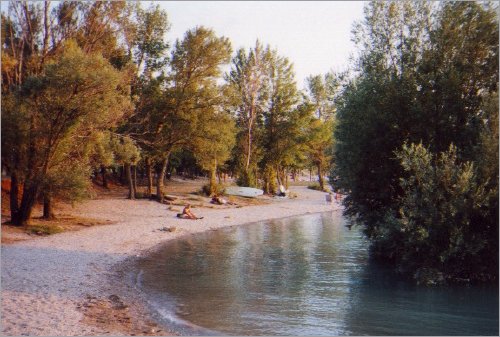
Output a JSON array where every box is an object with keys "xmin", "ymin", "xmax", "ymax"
[
  {"xmin": 307, "ymin": 183, "xmax": 329, "ymax": 192},
  {"xmin": 27, "ymin": 224, "xmax": 64, "ymax": 235},
  {"xmin": 201, "ymin": 183, "xmax": 225, "ymax": 196},
  {"xmin": 374, "ymin": 143, "xmax": 496, "ymax": 283}
]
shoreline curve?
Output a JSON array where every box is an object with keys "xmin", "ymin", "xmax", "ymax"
[{"xmin": 1, "ymin": 186, "xmax": 342, "ymax": 336}]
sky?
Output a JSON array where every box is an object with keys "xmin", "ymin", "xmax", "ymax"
[
  {"xmin": 157, "ymin": 1, "xmax": 367, "ymax": 89},
  {"xmin": 0, "ymin": 1, "xmax": 367, "ymax": 89}
]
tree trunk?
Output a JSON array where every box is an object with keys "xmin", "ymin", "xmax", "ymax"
[
  {"xmin": 43, "ymin": 194, "xmax": 55, "ymax": 219},
  {"xmin": 101, "ymin": 165, "xmax": 108, "ymax": 188},
  {"xmin": 120, "ymin": 165, "xmax": 125, "ymax": 185},
  {"xmin": 132, "ymin": 165, "xmax": 138, "ymax": 194},
  {"xmin": 125, "ymin": 163, "xmax": 135, "ymax": 199},
  {"xmin": 317, "ymin": 163, "xmax": 325, "ymax": 191},
  {"xmin": 9, "ymin": 173, "xmax": 20, "ymax": 225},
  {"xmin": 146, "ymin": 157, "xmax": 153, "ymax": 196},
  {"xmin": 16, "ymin": 180, "xmax": 39, "ymax": 226},
  {"xmin": 209, "ymin": 159, "xmax": 217, "ymax": 195},
  {"xmin": 246, "ymin": 128, "xmax": 252, "ymax": 170},
  {"xmin": 156, "ymin": 155, "xmax": 169, "ymax": 202}
]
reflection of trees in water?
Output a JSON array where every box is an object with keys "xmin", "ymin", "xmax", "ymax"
[
  {"xmin": 134, "ymin": 213, "xmax": 392, "ymax": 334},
  {"xmin": 342, "ymin": 252, "xmax": 499, "ymax": 335},
  {"xmin": 134, "ymin": 214, "xmax": 498, "ymax": 335}
]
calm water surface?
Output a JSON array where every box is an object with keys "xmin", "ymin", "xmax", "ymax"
[{"xmin": 132, "ymin": 212, "xmax": 499, "ymax": 335}]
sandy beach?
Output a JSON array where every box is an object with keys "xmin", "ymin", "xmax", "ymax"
[{"xmin": 1, "ymin": 184, "xmax": 342, "ymax": 336}]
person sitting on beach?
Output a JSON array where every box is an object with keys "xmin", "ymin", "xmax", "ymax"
[
  {"xmin": 177, "ymin": 204, "xmax": 203, "ymax": 220},
  {"xmin": 277, "ymin": 184, "xmax": 287, "ymax": 197}
]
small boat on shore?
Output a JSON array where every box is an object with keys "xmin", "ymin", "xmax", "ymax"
[{"xmin": 225, "ymin": 186, "xmax": 264, "ymax": 198}]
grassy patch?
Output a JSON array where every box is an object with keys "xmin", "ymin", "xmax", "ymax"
[
  {"xmin": 26, "ymin": 224, "xmax": 64, "ymax": 235},
  {"xmin": 307, "ymin": 183, "xmax": 323, "ymax": 191}
]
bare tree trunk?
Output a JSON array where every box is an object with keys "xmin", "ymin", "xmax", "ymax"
[
  {"xmin": 101, "ymin": 165, "xmax": 108, "ymax": 188},
  {"xmin": 246, "ymin": 127, "xmax": 252, "ymax": 170},
  {"xmin": 120, "ymin": 165, "xmax": 125, "ymax": 185},
  {"xmin": 43, "ymin": 194, "xmax": 55, "ymax": 219},
  {"xmin": 125, "ymin": 163, "xmax": 135, "ymax": 199},
  {"xmin": 40, "ymin": 1, "xmax": 50, "ymax": 70},
  {"xmin": 209, "ymin": 159, "xmax": 217, "ymax": 195},
  {"xmin": 156, "ymin": 154, "xmax": 170, "ymax": 202},
  {"xmin": 16, "ymin": 180, "xmax": 39, "ymax": 226},
  {"xmin": 317, "ymin": 163, "xmax": 325, "ymax": 191},
  {"xmin": 145, "ymin": 157, "xmax": 153, "ymax": 197},
  {"xmin": 10, "ymin": 173, "xmax": 20, "ymax": 225},
  {"xmin": 132, "ymin": 165, "xmax": 138, "ymax": 195}
]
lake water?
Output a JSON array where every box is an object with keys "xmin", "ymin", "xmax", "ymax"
[{"xmin": 131, "ymin": 212, "xmax": 499, "ymax": 335}]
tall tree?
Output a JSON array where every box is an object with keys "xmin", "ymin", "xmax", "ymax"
[
  {"xmin": 304, "ymin": 73, "xmax": 338, "ymax": 189},
  {"xmin": 305, "ymin": 73, "xmax": 337, "ymax": 120},
  {"xmin": 227, "ymin": 41, "xmax": 270, "ymax": 186},
  {"xmin": 192, "ymin": 107, "xmax": 236, "ymax": 195},
  {"xmin": 128, "ymin": 27, "xmax": 232, "ymax": 201},
  {"xmin": 333, "ymin": 1, "xmax": 498, "ymax": 282},
  {"xmin": 1, "ymin": 41, "xmax": 132, "ymax": 225},
  {"xmin": 260, "ymin": 50, "xmax": 301, "ymax": 193}
]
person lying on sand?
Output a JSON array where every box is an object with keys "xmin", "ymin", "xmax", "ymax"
[
  {"xmin": 177, "ymin": 204, "xmax": 203, "ymax": 220},
  {"xmin": 211, "ymin": 195, "xmax": 228, "ymax": 205}
]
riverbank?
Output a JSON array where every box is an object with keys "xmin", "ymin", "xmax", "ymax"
[{"xmin": 1, "ymin": 184, "xmax": 342, "ymax": 336}]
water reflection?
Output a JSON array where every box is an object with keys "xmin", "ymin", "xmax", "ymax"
[{"xmin": 133, "ymin": 212, "xmax": 499, "ymax": 336}]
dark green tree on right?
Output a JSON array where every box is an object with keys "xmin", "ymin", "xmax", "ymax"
[{"xmin": 332, "ymin": 1, "xmax": 498, "ymax": 284}]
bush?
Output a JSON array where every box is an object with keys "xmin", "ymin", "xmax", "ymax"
[
  {"xmin": 236, "ymin": 170, "xmax": 257, "ymax": 188},
  {"xmin": 308, "ymin": 183, "xmax": 329, "ymax": 192},
  {"xmin": 201, "ymin": 183, "xmax": 225, "ymax": 196},
  {"xmin": 27, "ymin": 224, "xmax": 64, "ymax": 235},
  {"xmin": 372, "ymin": 143, "xmax": 496, "ymax": 283}
]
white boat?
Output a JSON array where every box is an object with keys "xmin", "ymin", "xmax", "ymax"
[{"xmin": 225, "ymin": 186, "xmax": 264, "ymax": 198}]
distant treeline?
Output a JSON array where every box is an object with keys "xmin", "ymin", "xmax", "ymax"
[
  {"xmin": 1, "ymin": 1, "xmax": 335, "ymax": 226},
  {"xmin": 331, "ymin": 2, "xmax": 498, "ymax": 284}
]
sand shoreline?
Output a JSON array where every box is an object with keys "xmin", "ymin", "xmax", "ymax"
[{"xmin": 1, "ymin": 186, "xmax": 342, "ymax": 336}]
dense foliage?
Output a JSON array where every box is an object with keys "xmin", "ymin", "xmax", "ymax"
[
  {"xmin": 1, "ymin": 1, "xmax": 329, "ymax": 225},
  {"xmin": 2, "ymin": 1, "xmax": 497, "ymax": 286},
  {"xmin": 332, "ymin": 2, "xmax": 498, "ymax": 284}
]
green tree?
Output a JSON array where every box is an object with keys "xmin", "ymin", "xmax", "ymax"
[
  {"xmin": 260, "ymin": 51, "xmax": 301, "ymax": 193},
  {"xmin": 120, "ymin": 3, "xmax": 171, "ymax": 198},
  {"xmin": 227, "ymin": 41, "xmax": 271, "ymax": 187},
  {"xmin": 304, "ymin": 73, "xmax": 338, "ymax": 190},
  {"xmin": 192, "ymin": 109, "xmax": 236, "ymax": 195},
  {"xmin": 386, "ymin": 143, "xmax": 494, "ymax": 284},
  {"xmin": 1, "ymin": 41, "xmax": 132, "ymax": 225},
  {"xmin": 305, "ymin": 73, "xmax": 338, "ymax": 120},
  {"xmin": 112, "ymin": 135, "xmax": 141, "ymax": 199},
  {"xmin": 306, "ymin": 116, "xmax": 334, "ymax": 191},
  {"xmin": 129, "ymin": 27, "xmax": 232, "ymax": 201},
  {"xmin": 332, "ymin": 1, "xmax": 498, "ymax": 282}
]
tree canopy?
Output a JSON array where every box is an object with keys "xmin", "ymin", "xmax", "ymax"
[{"xmin": 332, "ymin": 1, "xmax": 498, "ymax": 283}]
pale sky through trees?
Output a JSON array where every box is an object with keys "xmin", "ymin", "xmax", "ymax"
[
  {"xmin": 0, "ymin": 1, "xmax": 366, "ymax": 88},
  {"xmin": 158, "ymin": 1, "xmax": 367, "ymax": 89}
]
